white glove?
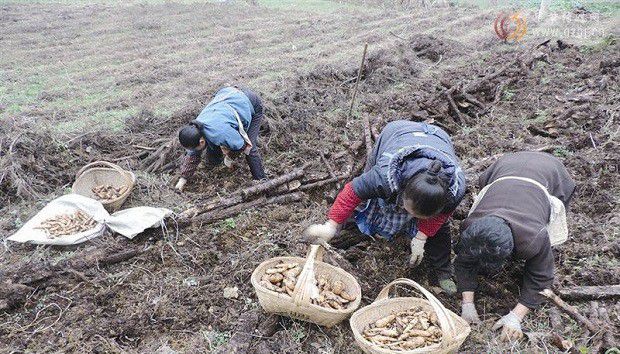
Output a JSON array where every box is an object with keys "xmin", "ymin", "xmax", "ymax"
[
  {"xmin": 303, "ymin": 221, "xmax": 338, "ymax": 245},
  {"xmin": 409, "ymin": 236, "xmax": 426, "ymax": 266},
  {"xmin": 175, "ymin": 177, "xmax": 187, "ymax": 192},
  {"xmin": 492, "ymin": 311, "xmax": 523, "ymax": 341},
  {"xmin": 461, "ymin": 302, "xmax": 481, "ymax": 324}
]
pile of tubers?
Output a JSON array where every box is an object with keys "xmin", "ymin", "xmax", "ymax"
[
  {"xmin": 362, "ymin": 306, "xmax": 442, "ymax": 351},
  {"xmin": 259, "ymin": 262, "xmax": 356, "ymax": 310},
  {"xmin": 35, "ymin": 210, "xmax": 97, "ymax": 238},
  {"xmin": 312, "ymin": 274, "xmax": 356, "ymax": 310},
  {"xmin": 91, "ymin": 184, "xmax": 128, "ymax": 202}
]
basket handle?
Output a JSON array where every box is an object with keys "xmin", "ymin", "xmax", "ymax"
[
  {"xmin": 374, "ymin": 278, "xmax": 457, "ymax": 345},
  {"xmin": 76, "ymin": 160, "xmax": 133, "ymax": 185},
  {"xmin": 291, "ymin": 244, "xmax": 323, "ymax": 306}
]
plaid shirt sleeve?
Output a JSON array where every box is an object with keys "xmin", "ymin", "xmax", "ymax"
[{"xmin": 180, "ymin": 154, "xmax": 200, "ymax": 179}]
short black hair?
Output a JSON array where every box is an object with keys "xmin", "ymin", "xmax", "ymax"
[
  {"xmin": 403, "ymin": 160, "xmax": 448, "ymax": 217},
  {"xmin": 456, "ymin": 216, "xmax": 514, "ymax": 270},
  {"xmin": 179, "ymin": 124, "xmax": 202, "ymax": 149}
]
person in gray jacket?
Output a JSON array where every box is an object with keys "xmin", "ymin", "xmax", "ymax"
[
  {"xmin": 455, "ymin": 151, "xmax": 575, "ymax": 341},
  {"xmin": 304, "ymin": 121, "xmax": 467, "ymax": 294}
]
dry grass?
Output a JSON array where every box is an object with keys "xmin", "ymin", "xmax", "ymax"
[{"xmin": 1, "ymin": 1, "xmax": 619, "ymax": 353}]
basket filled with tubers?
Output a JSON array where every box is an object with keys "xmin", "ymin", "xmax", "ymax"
[
  {"xmin": 350, "ymin": 278, "xmax": 470, "ymax": 354},
  {"xmin": 72, "ymin": 161, "xmax": 136, "ymax": 212},
  {"xmin": 251, "ymin": 244, "xmax": 362, "ymax": 327}
]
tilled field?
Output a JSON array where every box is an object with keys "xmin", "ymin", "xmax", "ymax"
[{"xmin": 1, "ymin": 1, "xmax": 619, "ymax": 353}]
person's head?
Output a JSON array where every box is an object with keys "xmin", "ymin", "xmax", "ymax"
[
  {"xmin": 456, "ymin": 216, "xmax": 514, "ymax": 273},
  {"xmin": 403, "ymin": 160, "xmax": 448, "ymax": 219},
  {"xmin": 179, "ymin": 122, "xmax": 206, "ymax": 150}
]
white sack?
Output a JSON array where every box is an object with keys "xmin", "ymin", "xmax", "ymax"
[{"xmin": 7, "ymin": 194, "xmax": 172, "ymax": 245}]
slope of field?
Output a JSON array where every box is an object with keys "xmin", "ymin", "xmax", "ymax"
[{"xmin": 1, "ymin": 1, "xmax": 618, "ymax": 353}]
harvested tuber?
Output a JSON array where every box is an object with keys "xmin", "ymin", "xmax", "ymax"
[
  {"xmin": 362, "ymin": 306, "xmax": 442, "ymax": 351},
  {"xmin": 34, "ymin": 210, "xmax": 97, "ymax": 238},
  {"xmin": 258, "ymin": 263, "xmax": 356, "ymax": 310},
  {"xmin": 91, "ymin": 184, "xmax": 128, "ymax": 202}
]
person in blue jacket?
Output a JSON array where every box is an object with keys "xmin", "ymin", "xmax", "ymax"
[
  {"xmin": 304, "ymin": 120, "xmax": 467, "ymax": 294},
  {"xmin": 175, "ymin": 86, "xmax": 266, "ymax": 191}
]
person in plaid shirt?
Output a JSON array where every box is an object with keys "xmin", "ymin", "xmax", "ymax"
[
  {"xmin": 175, "ymin": 86, "xmax": 266, "ymax": 191},
  {"xmin": 304, "ymin": 121, "xmax": 466, "ymax": 294}
]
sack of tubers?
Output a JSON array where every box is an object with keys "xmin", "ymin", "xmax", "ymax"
[
  {"xmin": 258, "ymin": 262, "xmax": 357, "ymax": 310},
  {"xmin": 34, "ymin": 210, "xmax": 97, "ymax": 238},
  {"xmin": 91, "ymin": 184, "xmax": 128, "ymax": 202},
  {"xmin": 362, "ymin": 306, "xmax": 442, "ymax": 351}
]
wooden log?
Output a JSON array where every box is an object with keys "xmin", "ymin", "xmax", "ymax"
[
  {"xmin": 558, "ymin": 285, "xmax": 620, "ymax": 300},
  {"xmin": 298, "ymin": 175, "xmax": 348, "ymax": 191},
  {"xmin": 239, "ymin": 164, "xmax": 309, "ymax": 198},
  {"xmin": 178, "ymin": 165, "xmax": 309, "ymax": 220},
  {"xmin": 188, "ymin": 192, "xmax": 304, "ymax": 226},
  {"xmin": 2, "ymin": 246, "xmax": 145, "ymax": 310},
  {"xmin": 540, "ymin": 289, "xmax": 598, "ymax": 333}
]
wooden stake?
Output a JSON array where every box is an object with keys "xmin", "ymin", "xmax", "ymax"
[{"xmin": 348, "ymin": 43, "xmax": 368, "ymax": 121}]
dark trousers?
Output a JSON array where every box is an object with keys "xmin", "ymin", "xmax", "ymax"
[
  {"xmin": 424, "ymin": 223, "xmax": 452, "ymax": 281},
  {"xmin": 204, "ymin": 88, "xmax": 266, "ymax": 180}
]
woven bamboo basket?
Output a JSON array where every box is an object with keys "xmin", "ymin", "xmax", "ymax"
[
  {"xmin": 251, "ymin": 245, "xmax": 362, "ymax": 327},
  {"xmin": 350, "ymin": 278, "xmax": 470, "ymax": 354},
  {"xmin": 72, "ymin": 161, "xmax": 136, "ymax": 212}
]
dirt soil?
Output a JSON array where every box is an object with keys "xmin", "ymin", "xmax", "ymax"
[{"xmin": 1, "ymin": 1, "xmax": 619, "ymax": 353}]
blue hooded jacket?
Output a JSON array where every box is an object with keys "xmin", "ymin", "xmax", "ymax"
[
  {"xmin": 194, "ymin": 87, "xmax": 255, "ymax": 151},
  {"xmin": 351, "ymin": 120, "xmax": 466, "ymax": 239}
]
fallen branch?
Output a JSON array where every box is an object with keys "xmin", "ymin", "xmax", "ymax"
[
  {"xmin": 188, "ymin": 192, "xmax": 304, "ymax": 226},
  {"xmin": 240, "ymin": 164, "xmax": 309, "ymax": 198},
  {"xmin": 445, "ymin": 88, "xmax": 468, "ymax": 124},
  {"xmin": 298, "ymin": 175, "xmax": 348, "ymax": 191},
  {"xmin": 558, "ymin": 285, "xmax": 620, "ymax": 300},
  {"xmin": 318, "ymin": 151, "xmax": 336, "ymax": 178},
  {"xmin": 178, "ymin": 164, "xmax": 309, "ymax": 220},
  {"xmin": 540, "ymin": 289, "xmax": 598, "ymax": 333},
  {"xmin": 463, "ymin": 58, "xmax": 520, "ymax": 94},
  {"xmin": 2, "ymin": 246, "xmax": 145, "ymax": 310}
]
